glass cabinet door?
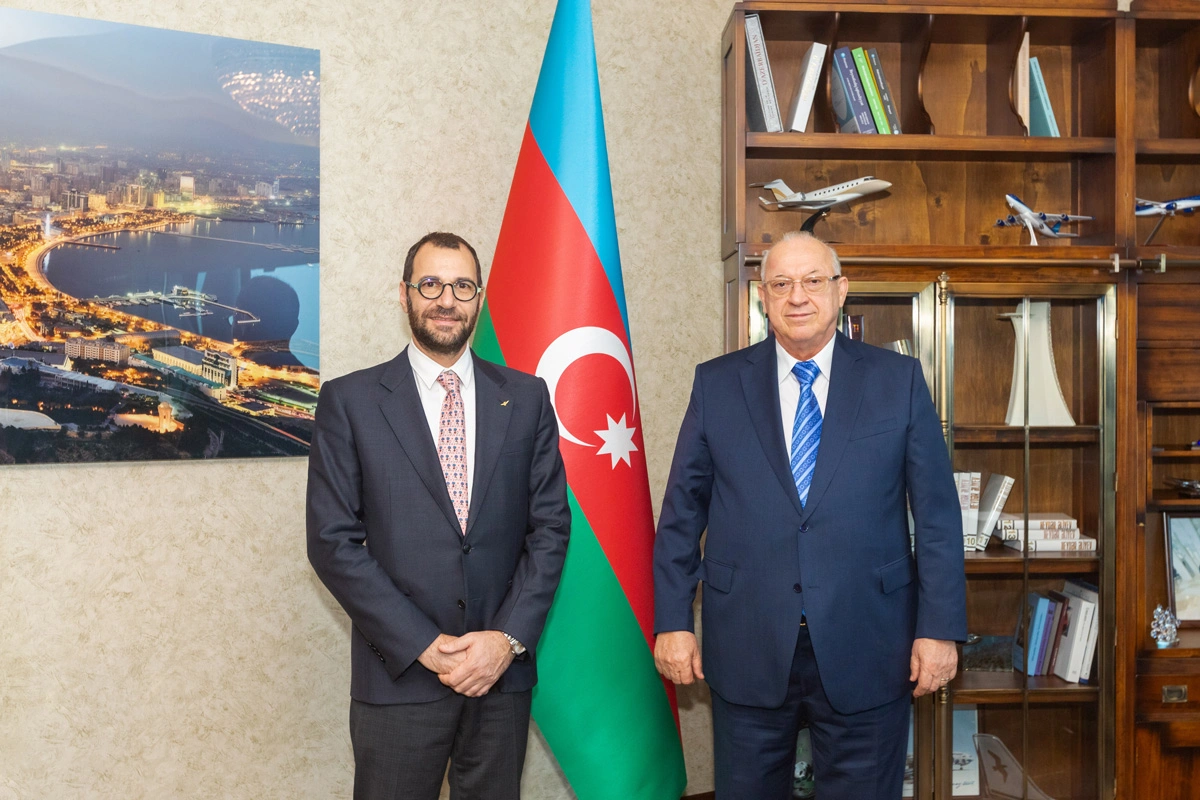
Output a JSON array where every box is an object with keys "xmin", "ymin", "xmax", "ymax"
[
  {"xmin": 945, "ymin": 284, "xmax": 1115, "ymax": 800},
  {"xmin": 750, "ymin": 279, "xmax": 938, "ymax": 393}
]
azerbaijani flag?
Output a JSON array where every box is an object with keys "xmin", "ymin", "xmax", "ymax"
[{"xmin": 473, "ymin": 1, "xmax": 687, "ymax": 797}]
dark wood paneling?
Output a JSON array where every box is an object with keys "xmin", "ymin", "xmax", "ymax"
[
  {"xmin": 1138, "ymin": 349, "xmax": 1200, "ymax": 401},
  {"xmin": 1138, "ymin": 284, "xmax": 1200, "ymax": 341}
]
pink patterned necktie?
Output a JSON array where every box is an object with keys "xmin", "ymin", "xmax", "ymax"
[{"xmin": 436, "ymin": 370, "xmax": 469, "ymax": 534}]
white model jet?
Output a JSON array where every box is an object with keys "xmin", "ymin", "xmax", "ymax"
[
  {"xmin": 751, "ymin": 176, "xmax": 892, "ymax": 211},
  {"xmin": 1136, "ymin": 194, "xmax": 1200, "ymax": 244},
  {"xmin": 994, "ymin": 194, "xmax": 1093, "ymax": 246},
  {"xmin": 1136, "ymin": 195, "xmax": 1200, "ymax": 216}
]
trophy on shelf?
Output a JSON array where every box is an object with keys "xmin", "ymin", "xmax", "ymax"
[
  {"xmin": 1000, "ymin": 300, "xmax": 1075, "ymax": 427},
  {"xmin": 1152, "ymin": 604, "xmax": 1180, "ymax": 648}
]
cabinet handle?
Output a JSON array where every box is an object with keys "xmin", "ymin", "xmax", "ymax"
[{"xmin": 1162, "ymin": 685, "xmax": 1188, "ymax": 704}]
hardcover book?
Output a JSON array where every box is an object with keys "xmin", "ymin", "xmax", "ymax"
[
  {"xmin": 999, "ymin": 527, "xmax": 1085, "ymax": 541},
  {"xmin": 1062, "ymin": 580, "xmax": 1100, "ymax": 683},
  {"xmin": 1052, "ymin": 593, "xmax": 1095, "ymax": 683},
  {"xmin": 1045, "ymin": 589, "xmax": 1071, "ymax": 675},
  {"xmin": 745, "ymin": 14, "xmax": 782, "ymax": 133},
  {"xmin": 1002, "ymin": 536, "xmax": 1096, "ymax": 553},
  {"xmin": 829, "ymin": 46, "xmax": 877, "ymax": 134},
  {"xmin": 867, "ymin": 48, "xmax": 902, "ymax": 134},
  {"xmin": 976, "ymin": 473, "xmax": 1014, "ymax": 550},
  {"xmin": 785, "ymin": 42, "xmax": 827, "ymax": 133},
  {"xmin": 851, "ymin": 47, "xmax": 891, "ymax": 134},
  {"xmin": 1028, "ymin": 56, "xmax": 1061, "ymax": 137},
  {"xmin": 997, "ymin": 512, "xmax": 1077, "ymax": 530}
]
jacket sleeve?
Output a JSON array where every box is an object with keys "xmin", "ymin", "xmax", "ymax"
[
  {"xmin": 490, "ymin": 379, "xmax": 571, "ymax": 655},
  {"xmin": 904, "ymin": 360, "xmax": 968, "ymax": 642},
  {"xmin": 306, "ymin": 380, "xmax": 442, "ymax": 680},
  {"xmin": 653, "ymin": 366, "xmax": 714, "ymax": 634}
]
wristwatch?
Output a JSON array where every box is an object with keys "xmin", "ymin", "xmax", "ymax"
[{"xmin": 502, "ymin": 632, "xmax": 526, "ymax": 656}]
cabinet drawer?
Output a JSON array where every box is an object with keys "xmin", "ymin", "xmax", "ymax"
[{"xmin": 1138, "ymin": 674, "xmax": 1200, "ymax": 720}]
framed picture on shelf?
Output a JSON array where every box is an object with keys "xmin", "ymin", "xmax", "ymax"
[{"xmin": 1165, "ymin": 513, "xmax": 1200, "ymax": 626}]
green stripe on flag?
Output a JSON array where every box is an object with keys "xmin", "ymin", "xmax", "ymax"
[
  {"xmin": 474, "ymin": 303, "xmax": 686, "ymax": 799},
  {"xmin": 532, "ymin": 488, "xmax": 686, "ymax": 799}
]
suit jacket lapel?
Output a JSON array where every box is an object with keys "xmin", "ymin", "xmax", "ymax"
[
  {"xmin": 466, "ymin": 356, "xmax": 512, "ymax": 537},
  {"xmin": 801, "ymin": 334, "xmax": 865, "ymax": 522},
  {"xmin": 377, "ymin": 348, "xmax": 462, "ymax": 535},
  {"xmin": 741, "ymin": 338, "xmax": 804, "ymax": 517}
]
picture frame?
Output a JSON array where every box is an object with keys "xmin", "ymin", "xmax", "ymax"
[{"xmin": 1164, "ymin": 512, "xmax": 1200, "ymax": 626}]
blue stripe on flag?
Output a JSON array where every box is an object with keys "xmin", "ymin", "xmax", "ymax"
[{"xmin": 527, "ymin": 0, "xmax": 629, "ymax": 339}]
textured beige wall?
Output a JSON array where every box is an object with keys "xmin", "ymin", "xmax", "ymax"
[{"xmin": 0, "ymin": 0, "xmax": 726, "ymax": 797}]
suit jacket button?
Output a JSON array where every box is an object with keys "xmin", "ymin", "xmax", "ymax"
[
  {"xmin": 462, "ymin": 544, "xmax": 472, "ymax": 554},
  {"xmin": 457, "ymin": 599, "xmax": 466, "ymax": 609},
  {"xmin": 794, "ymin": 584, "xmax": 803, "ymax": 593},
  {"xmin": 800, "ymin": 523, "xmax": 809, "ymax": 533}
]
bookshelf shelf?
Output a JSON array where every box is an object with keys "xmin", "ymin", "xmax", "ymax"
[
  {"xmin": 964, "ymin": 550, "xmax": 1101, "ymax": 575},
  {"xmin": 952, "ymin": 425, "xmax": 1101, "ymax": 445},
  {"xmin": 1136, "ymin": 139, "xmax": 1200, "ymax": 158},
  {"xmin": 745, "ymin": 132, "xmax": 1115, "ymax": 160},
  {"xmin": 1149, "ymin": 490, "xmax": 1200, "ymax": 509},
  {"xmin": 954, "ymin": 671, "xmax": 1101, "ymax": 705}
]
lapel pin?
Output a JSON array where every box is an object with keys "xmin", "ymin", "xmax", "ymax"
[{"xmin": 501, "ymin": 400, "xmax": 510, "ymax": 407}]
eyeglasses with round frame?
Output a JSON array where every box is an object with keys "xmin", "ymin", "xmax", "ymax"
[
  {"xmin": 762, "ymin": 274, "xmax": 843, "ymax": 298},
  {"xmin": 405, "ymin": 277, "xmax": 484, "ymax": 302}
]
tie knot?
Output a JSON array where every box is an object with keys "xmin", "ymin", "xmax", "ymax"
[
  {"xmin": 437, "ymin": 370, "xmax": 460, "ymax": 393},
  {"xmin": 792, "ymin": 360, "xmax": 820, "ymax": 387}
]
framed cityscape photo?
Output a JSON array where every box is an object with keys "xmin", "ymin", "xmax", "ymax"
[
  {"xmin": 0, "ymin": 9, "xmax": 319, "ymax": 464},
  {"xmin": 1165, "ymin": 513, "xmax": 1200, "ymax": 626}
]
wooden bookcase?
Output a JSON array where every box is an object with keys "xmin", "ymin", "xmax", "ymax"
[{"xmin": 715, "ymin": 2, "xmax": 1171, "ymax": 798}]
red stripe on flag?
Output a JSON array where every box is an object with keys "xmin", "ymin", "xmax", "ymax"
[{"xmin": 487, "ymin": 125, "xmax": 657, "ymax": 653}]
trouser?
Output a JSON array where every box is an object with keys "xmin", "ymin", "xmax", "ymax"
[{"xmin": 349, "ymin": 689, "xmax": 532, "ymax": 800}]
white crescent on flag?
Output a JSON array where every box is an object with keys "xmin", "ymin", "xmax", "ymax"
[{"xmin": 534, "ymin": 326, "xmax": 637, "ymax": 452}]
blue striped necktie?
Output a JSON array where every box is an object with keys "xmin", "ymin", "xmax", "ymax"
[{"xmin": 790, "ymin": 361, "xmax": 822, "ymax": 507}]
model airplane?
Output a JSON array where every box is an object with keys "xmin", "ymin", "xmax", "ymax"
[
  {"xmin": 750, "ymin": 176, "xmax": 892, "ymax": 211},
  {"xmin": 1135, "ymin": 195, "xmax": 1200, "ymax": 245},
  {"xmin": 994, "ymin": 194, "xmax": 1093, "ymax": 246}
]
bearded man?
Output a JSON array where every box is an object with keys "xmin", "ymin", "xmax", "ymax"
[{"xmin": 307, "ymin": 231, "xmax": 571, "ymax": 800}]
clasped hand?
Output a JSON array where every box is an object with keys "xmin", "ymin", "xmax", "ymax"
[{"xmin": 418, "ymin": 632, "xmax": 514, "ymax": 697}]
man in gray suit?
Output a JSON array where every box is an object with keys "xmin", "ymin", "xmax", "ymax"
[{"xmin": 307, "ymin": 231, "xmax": 571, "ymax": 799}]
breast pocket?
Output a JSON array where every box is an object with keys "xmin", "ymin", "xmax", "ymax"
[{"xmin": 850, "ymin": 416, "xmax": 901, "ymax": 442}]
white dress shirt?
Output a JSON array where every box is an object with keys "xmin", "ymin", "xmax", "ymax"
[
  {"xmin": 408, "ymin": 344, "xmax": 477, "ymax": 494},
  {"xmin": 776, "ymin": 335, "xmax": 835, "ymax": 454}
]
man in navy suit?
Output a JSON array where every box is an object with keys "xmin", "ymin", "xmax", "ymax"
[
  {"xmin": 653, "ymin": 232, "xmax": 966, "ymax": 800},
  {"xmin": 307, "ymin": 232, "xmax": 570, "ymax": 799}
]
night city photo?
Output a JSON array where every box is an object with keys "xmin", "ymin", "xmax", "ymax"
[{"xmin": 0, "ymin": 9, "xmax": 319, "ymax": 463}]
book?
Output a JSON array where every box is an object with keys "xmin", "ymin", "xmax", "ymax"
[
  {"xmin": 784, "ymin": 43, "xmax": 827, "ymax": 133},
  {"xmin": 1028, "ymin": 56, "xmax": 1061, "ymax": 137},
  {"xmin": 744, "ymin": 14, "xmax": 782, "ymax": 133},
  {"xmin": 997, "ymin": 512, "xmax": 1077, "ymax": 530},
  {"xmin": 1043, "ymin": 590, "xmax": 1070, "ymax": 675},
  {"xmin": 867, "ymin": 48, "xmax": 902, "ymax": 134},
  {"xmin": 976, "ymin": 473, "xmax": 1015, "ymax": 550},
  {"xmin": 829, "ymin": 46, "xmax": 877, "ymax": 134},
  {"xmin": 1061, "ymin": 580, "xmax": 1100, "ymax": 684},
  {"xmin": 1053, "ymin": 594, "xmax": 1096, "ymax": 683},
  {"xmin": 1034, "ymin": 595, "xmax": 1057, "ymax": 675},
  {"xmin": 1002, "ymin": 536, "xmax": 1096, "ymax": 553},
  {"xmin": 1014, "ymin": 592, "xmax": 1048, "ymax": 674},
  {"xmin": 999, "ymin": 527, "xmax": 1084, "ymax": 541},
  {"xmin": 955, "ymin": 472, "xmax": 973, "ymax": 549},
  {"xmin": 966, "ymin": 472, "xmax": 981, "ymax": 551},
  {"xmin": 852, "ymin": 47, "xmax": 891, "ymax": 134},
  {"xmin": 1015, "ymin": 32, "xmax": 1030, "ymax": 132}
]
